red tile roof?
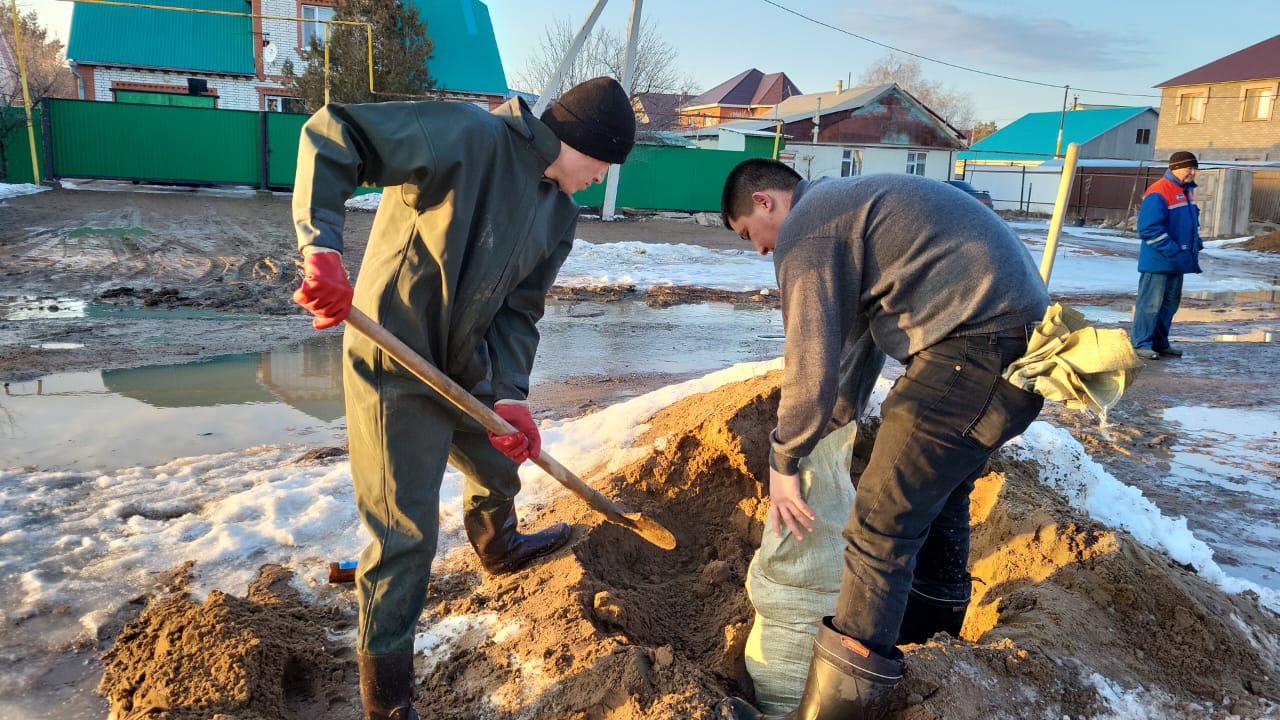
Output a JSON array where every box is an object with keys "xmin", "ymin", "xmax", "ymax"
[
  {"xmin": 686, "ymin": 68, "xmax": 802, "ymax": 108},
  {"xmin": 1156, "ymin": 34, "xmax": 1280, "ymax": 87}
]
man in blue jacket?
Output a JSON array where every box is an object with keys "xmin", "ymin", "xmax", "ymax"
[{"xmin": 1131, "ymin": 151, "xmax": 1203, "ymax": 360}]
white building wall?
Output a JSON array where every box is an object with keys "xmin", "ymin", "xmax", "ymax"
[
  {"xmin": 91, "ymin": 67, "xmax": 282, "ymax": 111},
  {"xmin": 261, "ymin": 0, "xmax": 307, "ymax": 80},
  {"xmin": 788, "ymin": 143, "xmax": 954, "ymax": 181}
]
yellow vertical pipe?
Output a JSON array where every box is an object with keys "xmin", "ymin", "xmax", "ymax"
[
  {"xmin": 366, "ymin": 24, "xmax": 373, "ymax": 94},
  {"xmin": 1040, "ymin": 142, "xmax": 1081, "ymax": 286},
  {"xmin": 9, "ymin": 0, "xmax": 41, "ymax": 182}
]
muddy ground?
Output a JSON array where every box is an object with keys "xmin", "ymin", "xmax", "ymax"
[{"xmin": 3, "ymin": 186, "xmax": 1280, "ymax": 718}]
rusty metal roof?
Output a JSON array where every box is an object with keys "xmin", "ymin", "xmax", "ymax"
[{"xmin": 1157, "ymin": 34, "xmax": 1280, "ymax": 87}]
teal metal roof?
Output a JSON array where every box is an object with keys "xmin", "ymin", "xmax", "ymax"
[
  {"xmin": 959, "ymin": 107, "xmax": 1152, "ymax": 162},
  {"xmin": 68, "ymin": 0, "xmax": 254, "ymax": 75},
  {"xmin": 410, "ymin": 0, "xmax": 508, "ymax": 95},
  {"xmin": 67, "ymin": 0, "xmax": 509, "ymax": 94}
]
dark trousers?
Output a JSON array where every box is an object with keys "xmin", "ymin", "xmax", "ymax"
[
  {"xmin": 833, "ymin": 332, "xmax": 1043, "ymax": 656},
  {"xmin": 343, "ymin": 331, "xmax": 521, "ymax": 656}
]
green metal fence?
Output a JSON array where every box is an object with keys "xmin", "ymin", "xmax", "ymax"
[
  {"xmin": 41, "ymin": 98, "xmax": 306, "ymax": 188},
  {"xmin": 573, "ymin": 142, "xmax": 772, "ymax": 212},
  {"xmin": 10, "ymin": 99, "xmax": 775, "ymax": 210},
  {"xmin": 1, "ymin": 106, "xmax": 45, "ymax": 184}
]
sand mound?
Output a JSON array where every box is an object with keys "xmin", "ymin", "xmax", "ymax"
[
  {"xmin": 97, "ymin": 372, "xmax": 1280, "ymax": 719},
  {"xmin": 1238, "ymin": 229, "xmax": 1280, "ymax": 253}
]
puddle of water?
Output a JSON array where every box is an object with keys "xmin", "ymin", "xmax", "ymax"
[
  {"xmin": 66, "ymin": 226, "xmax": 152, "ymax": 238},
  {"xmin": 0, "ymin": 298, "xmax": 257, "ymax": 322},
  {"xmin": 1163, "ymin": 406, "xmax": 1280, "ymax": 591},
  {"xmin": 1214, "ymin": 330, "xmax": 1277, "ymax": 343},
  {"xmin": 1, "ymin": 301, "xmax": 783, "ymax": 473},
  {"xmin": 1, "ymin": 334, "xmax": 347, "ymax": 472},
  {"xmin": 1184, "ymin": 288, "xmax": 1280, "ymax": 303}
]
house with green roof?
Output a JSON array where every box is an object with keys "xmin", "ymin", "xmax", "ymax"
[
  {"xmin": 66, "ymin": 0, "xmax": 509, "ymax": 113},
  {"xmin": 958, "ymin": 106, "xmax": 1158, "ymax": 168}
]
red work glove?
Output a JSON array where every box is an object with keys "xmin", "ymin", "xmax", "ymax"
[
  {"xmin": 293, "ymin": 249, "xmax": 353, "ymax": 330},
  {"xmin": 487, "ymin": 400, "xmax": 541, "ymax": 463}
]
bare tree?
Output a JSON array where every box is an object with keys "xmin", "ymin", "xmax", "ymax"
[
  {"xmin": 969, "ymin": 120, "xmax": 998, "ymax": 144},
  {"xmin": 858, "ymin": 53, "xmax": 975, "ymax": 135},
  {"xmin": 1, "ymin": 6, "xmax": 75, "ymax": 181},
  {"xmin": 514, "ymin": 17, "xmax": 698, "ymax": 101}
]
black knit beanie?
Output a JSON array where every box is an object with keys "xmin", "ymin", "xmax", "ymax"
[
  {"xmin": 540, "ymin": 77, "xmax": 636, "ymax": 165},
  {"xmin": 1168, "ymin": 151, "xmax": 1199, "ymax": 170}
]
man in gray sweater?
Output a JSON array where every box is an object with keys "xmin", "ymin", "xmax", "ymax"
[{"xmin": 718, "ymin": 159, "xmax": 1049, "ymax": 719}]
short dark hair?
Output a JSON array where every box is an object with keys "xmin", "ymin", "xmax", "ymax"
[{"xmin": 721, "ymin": 158, "xmax": 802, "ymax": 229}]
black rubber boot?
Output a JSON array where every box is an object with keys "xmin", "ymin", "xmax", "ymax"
[
  {"xmin": 358, "ymin": 652, "xmax": 420, "ymax": 720},
  {"xmin": 716, "ymin": 617, "xmax": 902, "ymax": 719},
  {"xmin": 897, "ymin": 586, "xmax": 969, "ymax": 645},
  {"xmin": 463, "ymin": 500, "xmax": 571, "ymax": 575}
]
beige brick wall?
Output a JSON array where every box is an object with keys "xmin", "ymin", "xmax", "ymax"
[{"xmin": 1154, "ymin": 80, "xmax": 1280, "ymax": 161}]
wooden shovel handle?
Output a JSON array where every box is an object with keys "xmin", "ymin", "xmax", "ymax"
[{"xmin": 343, "ymin": 307, "xmax": 676, "ymax": 550}]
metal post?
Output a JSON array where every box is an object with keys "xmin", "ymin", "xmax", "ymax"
[
  {"xmin": 1054, "ymin": 85, "xmax": 1068, "ymax": 158},
  {"xmin": 10, "ymin": 0, "xmax": 41, "ymax": 182},
  {"xmin": 601, "ymin": 0, "xmax": 642, "ymax": 222},
  {"xmin": 532, "ymin": 0, "xmax": 610, "ymax": 116},
  {"xmin": 1040, "ymin": 142, "xmax": 1081, "ymax": 286}
]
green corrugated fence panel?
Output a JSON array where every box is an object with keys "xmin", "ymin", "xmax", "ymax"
[
  {"xmin": 48, "ymin": 98, "xmax": 260, "ymax": 184},
  {"xmin": 2, "ymin": 106, "xmax": 45, "ymax": 184},
  {"xmin": 266, "ymin": 112, "xmax": 310, "ymax": 187},
  {"xmin": 573, "ymin": 144, "xmax": 773, "ymax": 212}
]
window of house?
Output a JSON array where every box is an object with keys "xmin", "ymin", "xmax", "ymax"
[
  {"xmin": 1177, "ymin": 90, "xmax": 1206, "ymax": 123},
  {"xmin": 1135, "ymin": 128, "xmax": 1151, "ymax": 144},
  {"xmin": 841, "ymin": 148, "xmax": 863, "ymax": 177},
  {"xmin": 113, "ymin": 90, "xmax": 216, "ymax": 108},
  {"xmin": 906, "ymin": 151, "xmax": 926, "ymax": 176},
  {"xmin": 265, "ymin": 95, "xmax": 307, "ymax": 113},
  {"xmin": 1243, "ymin": 87, "xmax": 1275, "ymax": 121},
  {"xmin": 301, "ymin": 4, "xmax": 336, "ymax": 48}
]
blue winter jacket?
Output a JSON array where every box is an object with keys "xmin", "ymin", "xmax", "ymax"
[{"xmin": 1137, "ymin": 171, "xmax": 1202, "ymax": 274}]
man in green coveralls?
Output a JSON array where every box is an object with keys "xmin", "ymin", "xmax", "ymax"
[{"xmin": 291, "ymin": 77, "xmax": 635, "ymax": 720}]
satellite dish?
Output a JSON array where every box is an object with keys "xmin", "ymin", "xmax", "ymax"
[{"xmin": 263, "ymin": 42, "xmax": 278, "ymax": 64}]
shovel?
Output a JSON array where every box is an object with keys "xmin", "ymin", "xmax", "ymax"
[{"xmin": 344, "ymin": 306, "xmax": 677, "ymax": 551}]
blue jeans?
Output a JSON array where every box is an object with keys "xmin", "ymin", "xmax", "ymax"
[
  {"xmin": 1130, "ymin": 272, "xmax": 1183, "ymax": 351},
  {"xmin": 832, "ymin": 333, "xmax": 1044, "ymax": 656}
]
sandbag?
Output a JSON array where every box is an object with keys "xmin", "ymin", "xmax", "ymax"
[{"xmin": 743, "ymin": 422, "xmax": 857, "ymax": 713}]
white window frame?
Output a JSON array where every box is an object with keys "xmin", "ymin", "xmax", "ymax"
[
  {"xmin": 301, "ymin": 4, "xmax": 336, "ymax": 49},
  {"xmin": 1176, "ymin": 89, "xmax": 1207, "ymax": 124},
  {"xmin": 264, "ymin": 95, "xmax": 306, "ymax": 113},
  {"xmin": 906, "ymin": 151, "xmax": 927, "ymax": 176},
  {"xmin": 1241, "ymin": 83, "xmax": 1276, "ymax": 122},
  {"xmin": 841, "ymin": 148, "xmax": 863, "ymax": 177}
]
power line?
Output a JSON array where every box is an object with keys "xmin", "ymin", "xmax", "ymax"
[{"xmin": 757, "ymin": 0, "xmax": 1161, "ymax": 99}]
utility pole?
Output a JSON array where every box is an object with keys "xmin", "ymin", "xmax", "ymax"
[
  {"xmin": 1054, "ymin": 85, "xmax": 1069, "ymax": 158},
  {"xmin": 601, "ymin": 0, "xmax": 642, "ymax": 222},
  {"xmin": 9, "ymin": 0, "xmax": 41, "ymax": 182}
]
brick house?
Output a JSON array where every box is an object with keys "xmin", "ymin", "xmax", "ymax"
[
  {"xmin": 704, "ymin": 82, "xmax": 965, "ymax": 181},
  {"xmin": 0, "ymin": 29, "xmax": 17, "ymax": 98},
  {"xmin": 65, "ymin": 0, "xmax": 510, "ymax": 113},
  {"xmin": 1154, "ymin": 33, "xmax": 1279, "ymax": 162},
  {"xmin": 676, "ymin": 68, "xmax": 802, "ymax": 128}
]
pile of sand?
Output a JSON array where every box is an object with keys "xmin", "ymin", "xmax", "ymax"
[
  {"xmin": 97, "ymin": 372, "xmax": 1280, "ymax": 719},
  {"xmin": 1238, "ymin": 229, "xmax": 1280, "ymax": 253}
]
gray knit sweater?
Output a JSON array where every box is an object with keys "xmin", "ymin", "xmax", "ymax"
[{"xmin": 769, "ymin": 174, "xmax": 1050, "ymax": 474}]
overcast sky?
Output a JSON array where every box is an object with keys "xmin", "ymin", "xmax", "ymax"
[{"xmin": 20, "ymin": 0, "xmax": 1278, "ymax": 126}]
